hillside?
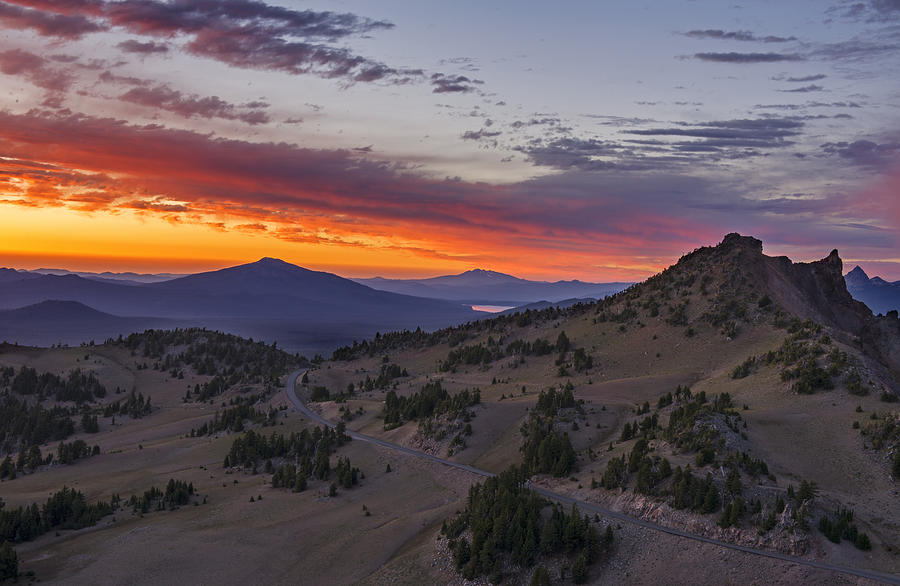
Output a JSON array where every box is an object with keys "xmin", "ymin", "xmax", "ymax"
[
  {"xmin": 1, "ymin": 234, "xmax": 898, "ymax": 585},
  {"xmin": 307, "ymin": 233, "xmax": 900, "ymax": 582},
  {"xmin": 355, "ymin": 268, "xmax": 631, "ymax": 305}
]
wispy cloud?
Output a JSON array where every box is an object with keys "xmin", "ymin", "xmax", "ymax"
[
  {"xmin": 684, "ymin": 29, "xmax": 797, "ymax": 43},
  {"xmin": 0, "ymin": 1, "xmax": 105, "ymax": 39},
  {"xmin": 694, "ymin": 52, "xmax": 804, "ymax": 63},
  {"xmin": 117, "ymin": 39, "xmax": 169, "ymax": 54},
  {"xmin": 779, "ymin": 84, "xmax": 825, "ymax": 93},
  {"xmin": 821, "ymin": 139, "xmax": 900, "ymax": 168},
  {"xmin": 118, "ymin": 84, "xmax": 270, "ymax": 125}
]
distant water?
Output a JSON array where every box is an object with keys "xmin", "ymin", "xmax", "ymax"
[{"xmin": 472, "ymin": 305, "xmax": 515, "ymax": 313}]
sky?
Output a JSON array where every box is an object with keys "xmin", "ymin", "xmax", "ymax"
[{"xmin": 1, "ymin": 0, "xmax": 899, "ymax": 281}]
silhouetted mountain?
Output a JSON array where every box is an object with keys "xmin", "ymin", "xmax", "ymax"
[
  {"xmin": 354, "ymin": 268, "xmax": 631, "ymax": 305},
  {"xmin": 34, "ymin": 268, "xmax": 183, "ymax": 283},
  {"xmin": 0, "ymin": 300, "xmax": 173, "ymax": 347},
  {"xmin": 0, "ymin": 258, "xmax": 479, "ymax": 352},
  {"xmin": 844, "ymin": 265, "xmax": 900, "ymax": 316},
  {"xmin": 0, "ymin": 268, "xmax": 41, "ymax": 284}
]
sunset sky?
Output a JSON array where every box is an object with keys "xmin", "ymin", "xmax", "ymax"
[{"xmin": 1, "ymin": 0, "xmax": 899, "ymax": 281}]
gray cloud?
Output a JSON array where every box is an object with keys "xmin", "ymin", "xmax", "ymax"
[
  {"xmin": 831, "ymin": 1, "xmax": 900, "ymax": 22},
  {"xmin": 628, "ymin": 118, "xmax": 803, "ymax": 148},
  {"xmin": 776, "ymin": 73, "xmax": 827, "ymax": 82},
  {"xmin": 821, "ymin": 139, "xmax": 900, "ymax": 168},
  {"xmin": 684, "ymin": 29, "xmax": 797, "ymax": 43},
  {"xmin": 694, "ymin": 52, "xmax": 804, "ymax": 63},
  {"xmin": 431, "ymin": 73, "xmax": 483, "ymax": 93},
  {"xmin": 0, "ymin": 2, "xmax": 106, "ymax": 39},
  {"xmin": 811, "ymin": 38, "xmax": 900, "ymax": 62},
  {"xmin": 754, "ymin": 101, "xmax": 862, "ymax": 110},
  {"xmin": 119, "ymin": 84, "xmax": 270, "ymax": 125},
  {"xmin": 779, "ymin": 84, "xmax": 825, "ymax": 93},
  {"xmin": 117, "ymin": 39, "xmax": 169, "ymax": 54},
  {"xmin": 461, "ymin": 129, "xmax": 501, "ymax": 141}
]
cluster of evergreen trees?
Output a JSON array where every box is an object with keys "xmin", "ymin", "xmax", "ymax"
[
  {"xmin": 520, "ymin": 416, "xmax": 577, "ymax": 478},
  {"xmin": 0, "ymin": 541, "xmax": 16, "ymax": 581},
  {"xmin": 518, "ymin": 387, "xmax": 581, "ymax": 477},
  {"xmin": 598, "ymin": 438, "xmax": 672, "ymax": 493},
  {"xmin": 366, "ymin": 363, "xmax": 409, "ymax": 389},
  {"xmin": 190, "ymin": 393, "xmax": 274, "ymax": 436},
  {"xmin": 441, "ymin": 341, "xmax": 505, "ymax": 371},
  {"xmin": 533, "ymin": 387, "xmax": 577, "ymax": 418},
  {"xmin": 619, "ymin": 413, "xmax": 659, "ymax": 442},
  {"xmin": 663, "ymin": 389, "xmax": 739, "ymax": 458},
  {"xmin": 818, "ymin": 507, "xmax": 871, "ymax": 550},
  {"xmin": 669, "ymin": 467, "xmax": 720, "ymax": 513},
  {"xmin": 752, "ymin": 319, "xmax": 849, "ymax": 395},
  {"xmin": 0, "ymin": 395, "xmax": 75, "ymax": 455},
  {"xmin": 118, "ymin": 329, "xmax": 299, "ymax": 399},
  {"xmin": 1, "ymin": 366, "xmax": 106, "ymax": 402},
  {"xmin": 101, "ymin": 389, "xmax": 152, "ymax": 419},
  {"xmin": 598, "ymin": 385, "xmax": 797, "ymax": 533},
  {"xmin": 0, "ymin": 446, "xmax": 42, "ymax": 478},
  {"xmin": 441, "ymin": 466, "xmax": 613, "ymax": 584},
  {"xmin": 437, "ymin": 330, "xmax": 593, "ymax": 376},
  {"xmin": 224, "ymin": 425, "xmax": 349, "ymax": 475},
  {"xmin": 0, "ymin": 440, "xmax": 99, "ymax": 479},
  {"xmin": 263, "ymin": 434, "xmax": 359, "ymax": 494},
  {"xmin": 270, "ymin": 462, "xmax": 307, "ymax": 491},
  {"xmin": 0, "ymin": 487, "xmax": 116, "ymax": 544},
  {"xmin": 505, "ymin": 337, "xmax": 555, "ymax": 358},
  {"xmin": 382, "ymin": 382, "xmax": 479, "ymax": 430},
  {"xmin": 56, "ymin": 440, "xmax": 99, "ymax": 464},
  {"xmin": 128, "ymin": 479, "xmax": 194, "ymax": 513}
]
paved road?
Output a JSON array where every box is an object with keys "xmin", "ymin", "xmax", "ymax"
[{"xmin": 283, "ymin": 370, "xmax": 900, "ymax": 585}]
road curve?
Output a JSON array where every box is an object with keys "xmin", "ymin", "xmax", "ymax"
[{"xmin": 283, "ymin": 370, "xmax": 899, "ymax": 586}]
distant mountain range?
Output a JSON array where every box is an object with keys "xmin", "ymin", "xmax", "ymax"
[
  {"xmin": 0, "ymin": 258, "xmax": 479, "ymax": 354},
  {"xmin": 32, "ymin": 268, "xmax": 185, "ymax": 284},
  {"xmin": 845, "ymin": 266, "xmax": 900, "ymax": 315},
  {"xmin": 0, "ymin": 260, "xmax": 636, "ymax": 353},
  {"xmin": 354, "ymin": 269, "xmax": 631, "ymax": 305}
]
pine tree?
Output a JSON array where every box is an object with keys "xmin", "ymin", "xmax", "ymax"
[
  {"xmin": 572, "ymin": 551, "xmax": 588, "ymax": 584},
  {"xmin": 0, "ymin": 541, "xmax": 17, "ymax": 580},
  {"xmin": 530, "ymin": 565, "xmax": 551, "ymax": 586}
]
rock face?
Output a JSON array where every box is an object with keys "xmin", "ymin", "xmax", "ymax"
[{"xmin": 711, "ymin": 233, "xmax": 900, "ymax": 385}]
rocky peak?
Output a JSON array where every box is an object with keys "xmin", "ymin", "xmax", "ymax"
[{"xmin": 719, "ymin": 233, "xmax": 763, "ymax": 254}]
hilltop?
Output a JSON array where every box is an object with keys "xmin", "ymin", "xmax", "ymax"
[
  {"xmin": 308, "ymin": 233, "xmax": 899, "ymax": 582},
  {"xmin": 354, "ymin": 268, "xmax": 631, "ymax": 305}
]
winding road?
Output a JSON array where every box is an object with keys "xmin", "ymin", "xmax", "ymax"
[{"xmin": 283, "ymin": 370, "xmax": 900, "ymax": 585}]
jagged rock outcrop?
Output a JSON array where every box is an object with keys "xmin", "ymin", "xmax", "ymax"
[{"xmin": 712, "ymin": 233, "xmax": 900, "ymax": 385}]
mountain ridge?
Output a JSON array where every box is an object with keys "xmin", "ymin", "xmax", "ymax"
[
  {"xmin": 843, "ymin": 264, "xmax": 900, "ymax": 316},
  {"xmin": 353, "ymin": 268, "xmax": 631, "ymax": 304}
]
